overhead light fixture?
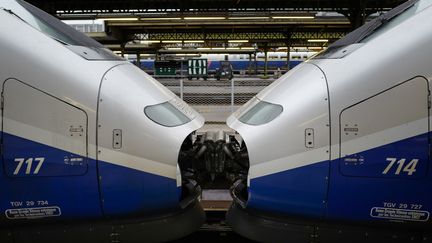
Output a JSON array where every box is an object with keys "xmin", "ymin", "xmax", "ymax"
[
  {"xmin": 162, "ymin": 40, "xmax": 182, "ymax": 43},
  {"xmin": 142, "ymin": 17, "xmax": 182, "ymax": 20},
  {"xmin": 184, "ymin": 40, "xmax": 205, "ymax": 43},
  {"xmin": 272, "ymin": 16, "xmax": 314, "ymax": 19},
  {"xmin": 175, "ymin": 54, "xmax": 201, "ymax": 56},
  {"xmin": 308, "ymin": 47, "xmax": 323, "ymax": 50},
  {"xmin": 228, "ymin": 40, "xmax": 249, "ymax": 43},
  {"xmin": 167, "ymin": 47, "xmax": 182, "ymax": 50},
  {"xmin": 226, "ymin": 47, "xmax": 241, "ymax": 50},
  {"xmin": 184, "ymin": 17, "xmax": 226, "ymax": 20},
  {"xmin": 197, "ymin": 47, "xmax": 211, "ymax": 50},
  {"xmin": 97, "ymin": 17, "xmax": 139, "ymax": 21},
  {"xmin": 241, "ymin": 47, "xmax": 255, "ymax": 50},
  {"xmin": 308, "ymin": 39, "xmax": 329, "ymax": 42},
  {"xmin": 113, "ymin": 51, "xmax": 122, "ymax": 54},
  {"xmin": 140, "ymin": 40, "xmax": 160, "ymax": 44},
  {"xmin": 228, "ymin": 16, "xmax": 270, "ymax": 20}
]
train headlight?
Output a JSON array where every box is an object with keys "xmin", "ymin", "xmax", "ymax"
[
  {"xmin": 238, "ymin": 98, "xmax": 283, "ymax": 126},
  {"xmin": 144, "ymin": 99, "xmax": 195, "ymax": 127}
]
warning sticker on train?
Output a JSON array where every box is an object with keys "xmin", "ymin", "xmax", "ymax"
[
  {"xmin": 370, "ymin": 207, "xmax": 430, "ymax": 222},
  {"xmin": 5, "ymin": 206, "xmax": 61, "ymax": 219}
]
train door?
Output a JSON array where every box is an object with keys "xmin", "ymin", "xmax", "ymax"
[
  {"xmin": 327, "ymin": 76, "xmax": 431, "ymax": 223},
  {"xmin": 0, "ymin": 79, "xmax": 101, "ymax": 223}
]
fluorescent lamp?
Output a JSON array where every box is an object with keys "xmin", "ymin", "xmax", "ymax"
[
  {"xmin": 228, "ymin": 16, "xmax": 270, "ymax": 20},
  {"xmin": 272, "ymin": 16, "xmax": 314, "ymax": 19},
  {"xmin": 140, "ymin": 40, "xmax": 160, "ymax": 44},
  {"xmin": 184, "ymin": 40, "xmax": 205, "ymax": 43},
  {"xmin": 241, "ymin": 47, "xmax": 255, "ymax": 50},
  {"xmin": 142, "ymin": 17, "xmax": 182, "ymax": 20},
  {"xmin": 98, "ymin": 17, "xmax": 139, "ymax": 21},
  {"xmin": 228, "ymin": 40, "xmax": 249, "ymax": 43},
  {"xmin": 308, "ymin": 47, "xmax": 323, "ymax": 50},
  {"xmin": 308, "ymin": 39, "xmax": 329, "ymax": 42},
  {"xmin": 197, "ymin": 47, "xmax": 211, "ymax": 50},
  {"xmin": 226, "ymin": 47, "xmax": 241, "ymax": 50},
  {"xmin": 184, "ymin": 17, "xmax": 226, "ymax": 20},
  {"xmin": 167, "ymin": 47, "xmax": 182, "ymax": 50},
  {"xmin": 162, "ymin": 40, "xmax": 182, "ymax": 43},
  {"xmin": 175, "ymin": 54, "xmax": 200, "ymax": 56}
]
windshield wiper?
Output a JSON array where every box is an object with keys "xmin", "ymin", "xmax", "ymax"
[
  {"xmin": 1, "ymin": 7, "xmax": 24, "ymax": 21},
  {"xmin": 1, "ymin": 7, "xmax": 69, "ymax": 46},
  {"xmin": 329, "ymin": 0, "xmax": 419, "ymax": 48}
]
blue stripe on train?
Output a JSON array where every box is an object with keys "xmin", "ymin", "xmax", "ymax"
[
  {"xmin": 0, "ymin": 132, "xmax": 180, "ymax": 223},
  {"xmin": 247, "ymin": 132, "xmax": 432, "ymax": 222},
  {"xmin": 247, "ymin": 160, "xmax": 329, "ymax": 218},
  {"xmin": 98, "ymin": 161, "xmax": 179, "ymax": 216},
  {"xmin": 0, "ymin": 132, "xmax": 102, "ymax": 221},
  {"xmin": 327, "ymin": 132, "xmax": 431, "ymax": 222}
]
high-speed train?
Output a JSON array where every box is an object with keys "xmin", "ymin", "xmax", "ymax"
[
  {"xmin": 202, "ymin": 52, "xmax": 315, "ymax": 71},
  {"xmin": 226, "ymin": 0, "xmax": 432, "ymax": 242},
  {"xmin": 135, "ymin": 52, "xmax": 314, "ymax": 74},
  {"xmin": 0, "ymin": 1, "xmax": 206, "ymax": 242}
]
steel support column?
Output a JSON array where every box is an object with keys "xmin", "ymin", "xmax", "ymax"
[
  {"xmin": 136, "ymin": 52, "xmax": 141, "ymax": 68},
  {"xmin": 264, "ymin": 47, "xmax": 268, "ymax": 77}
]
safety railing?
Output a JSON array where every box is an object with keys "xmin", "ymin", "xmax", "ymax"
[{"xmin": 159, "ymin": 78, "xmax": 274, "ymax": 129}]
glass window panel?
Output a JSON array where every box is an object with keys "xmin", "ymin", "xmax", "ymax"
[
  {"xmin": 144, "ymin": 102, "xmax": 191, "ymax": 127},
  {"xmin": 239, "ymin": 101, "xmax": 283, "ymax": 126}
]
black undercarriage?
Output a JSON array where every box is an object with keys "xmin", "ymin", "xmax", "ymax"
[{"xmin": 178, "ymin": 130, "xmax": 249, "ymax": 191}]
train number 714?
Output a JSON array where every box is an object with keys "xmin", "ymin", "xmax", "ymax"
[{"xmin": 382, "ymin": 158, "xmax": 418, "ymax": 176}]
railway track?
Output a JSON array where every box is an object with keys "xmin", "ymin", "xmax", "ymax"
[{"xmin": 175, "ymin": 201, "xmax": 254, "ymax": 242}]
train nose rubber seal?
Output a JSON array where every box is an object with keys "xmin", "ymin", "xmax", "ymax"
[
  {"xmin": 230, "ymin": 179, "xmax": 248, "ymax": 209},
  {"xmin": 179, "ymin": 179, "xmax": 201, "ymax": 209}
]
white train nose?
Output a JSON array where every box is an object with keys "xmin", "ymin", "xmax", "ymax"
[
  {"xmin": 228, "ymin": 63, "xmax": 329, "ymax": 177},
  {"xmin": 96, "ymin": 63, "xmax": 204, "ymax": 214},
  {"xmin": 227, "ymin": 63, "xmax": 330, "ymax": 214},
  {"xmin": 98, "ymin": 63, "xmax": 203, "ymax": 172}
]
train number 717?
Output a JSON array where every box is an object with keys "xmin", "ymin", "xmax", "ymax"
[{"xmin": 13, "ymin": 157, "xmax": 45, "ymax": 175}]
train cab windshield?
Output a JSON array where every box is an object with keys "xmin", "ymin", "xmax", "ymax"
[
  {"xmin": 315, "ymin": 0, "xmax": 432, "ymax": 59},
  {"xmin": 1, "ymin": 0, "xmax": 121, "ymax": 60}
]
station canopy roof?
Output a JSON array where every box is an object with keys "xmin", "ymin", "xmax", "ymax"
[{"xmin": 26, "ymin": 0, "xmax": 407, "ymax": 54}]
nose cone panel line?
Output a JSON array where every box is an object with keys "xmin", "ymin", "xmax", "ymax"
[{"xmin": 227, "ymin": 63, "xmax": 330, "ymax": 177}]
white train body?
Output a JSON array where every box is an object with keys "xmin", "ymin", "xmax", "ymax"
[
  {"xmin": 0, "ymin": 1, "xmax": 204, "ymax": 241},
  {"xmin": 227, "ymin": 0, "xmax": 432, "ymax": 241}
]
